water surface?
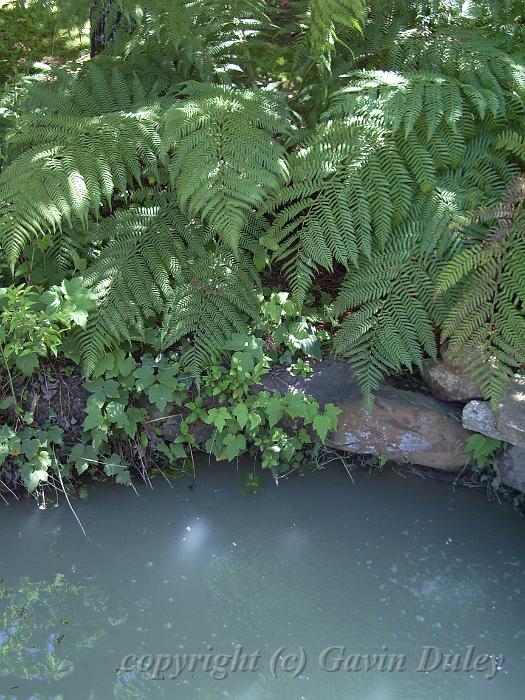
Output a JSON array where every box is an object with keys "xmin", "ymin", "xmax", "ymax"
[{"xmin": 0, "ymin": 462, "xmax": 524, "ymax": 699}]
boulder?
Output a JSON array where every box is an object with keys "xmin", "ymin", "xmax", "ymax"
[
  {"xmin": 462, "ymin": 379, "xmax": 525, "ymax": 449},
  {"xmin": 262, "ymin": 360, "xmax": 473, "ymax": 471},
  {"xmin": 420, "ymin": 358, "xmax": 481, "ymax": 402},
  {"xmin": 462, "ymin": 401, "xmax": 503, "ymax": 442},
  {"xmin": 495, "ymin": 446, "xmax": 525, "ymax": 494},
  {"xmin": 496, "ymin": 377, "xmax": 525, "ymax": 447}
]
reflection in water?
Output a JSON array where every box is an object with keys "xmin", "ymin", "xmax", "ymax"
[
  {"xmin": 0, "ymin": 462, "xmax": 523, "ymax": 700},
  {"xmin": 0, "ymin": 576, "xmax": 106, "ymax": 683}
]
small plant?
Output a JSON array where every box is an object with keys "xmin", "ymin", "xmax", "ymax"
[
  {"xmin": 74, "ymin": 332, "xmax": 342, "ymax": 490},
  {"xmin": 0, "ymin": 279, "xmax": 95, "ymax": 381},
  {"xmin": 464, "ymin": 434, "xmax": 506, "ymax": 471},
  {"xmin": 0, "ymin": 422, "xmax": 64, "ymax": 494},
  {"xmin": 464, "ymin": 433, "xmax": 508, "ymax": 492}
]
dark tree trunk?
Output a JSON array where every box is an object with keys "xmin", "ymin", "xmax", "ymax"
[{"xmin": 90, "ymin": 0, "xmax": 121, "ymax": 57}]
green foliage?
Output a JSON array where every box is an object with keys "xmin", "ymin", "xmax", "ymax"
[
  {"xmin": 162, "ymin": 83, "xmax": 290, "ymax": 247},
  {"xmin": 1, "ymin": 0, "xmax": 525, "ymax": 409},
  {"xmin": 0, "ymin": 422, "xmax": 63, "ymax": 493},
  {"xmin": 436, "ymin": 181, "xmax": 525, "ymax": 406},
  {"xmin": 464, "ymin": 433, "xmax": 506, "ymax": 471},
  {"xmin": 183, "ymin": 333, "xmax": 341, "ymax": 476},
  {"xmin": 0, "ymin": 280, "xmax": 94, "ymax": 380},
  {"xmin": 333, "ymin": 233, "xmax": 441, "ymax": 406},
  {"xmin": 463, "ymin": 432, "xmax": 512, "ymax": 495},
  {"xmin": 74, "ymin": 332, "xmax": 341, "ymax": 486}
]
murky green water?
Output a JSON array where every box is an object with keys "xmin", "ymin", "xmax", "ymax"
[{"xmin": 0, "ymin": 462, "xmax": 524, "ymax": 700}]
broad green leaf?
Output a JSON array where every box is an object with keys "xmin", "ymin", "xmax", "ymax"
[
  {"xmin": 233, "ymin": 403, "xmax": 249, "ymax": 429},
  {"xmin": 147, "ymin": 383, "xmax": 174, "ymax": 412}
]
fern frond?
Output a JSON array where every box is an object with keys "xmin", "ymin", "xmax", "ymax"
[
  {"xmin": 0, "ymin": 106, "xmax": 162, "ymax": 268},
  {"xmin": 74, "ymin": 197, "xmax": 260, "ymax": 374},
  {"xmin": 324, "ymin": 69, "xmax": 518, "ymax": 138},
  {"xmin": 333, "ymin": 231, "xmax": 440, "ymax": 406},
  {"xmin": 160, "ymin": 246, "xmax": 261, "ymax": 375},
  {"xmin": 306, "ymin": 0, "xmax": 365, "ymax": 63},
  {"xmin": 436, "ymin": 191, "xmax": 525, "ymax": 406},
  {"xmin": 267, "ymin": 119, "xmax": 421, "ymax": 305},
  {"xmin": 162, "ymin": 83, "xmax": 290, "ymax": 248},
  {"xmin": 116, "ymin": 0, "xmax": 272, "ymax": 80},
  {"xmin": 76, "ymin": 202, "xmax": 189, "ymax": 372}
]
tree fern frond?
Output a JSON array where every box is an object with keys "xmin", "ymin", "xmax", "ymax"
[
  {"xmin": 160, "ymin": 245, "xmax": 261, "ymax": 376},
  {"xmin": 76, "ymin": 202, "xmax": 190, "ymax": 372},
  {"xmin": 436, "ymin": 189, "xmax": 525, "ymax": 406},
  {"xmin": 0, "ymin": 105, "xmax": 162, "ymax": 268},
  {"xmin": 333, "ymin": 232, "xmax": 440, "ymax": 406},
  {"xmin": 162, "ymin": 83, "xmax": 290, "ymax": 249},
  {"xmin": 306, "ymin": 0, "xmax": 366, "ymax": 63},
  {"xmin": 267, "ymin": 119, "xmax": 422, "ymax": 305}
]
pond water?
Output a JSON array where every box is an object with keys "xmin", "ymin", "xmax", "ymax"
[{"xmin": 0, "ymin": 461, "xmax": 524, "ymax": 700}]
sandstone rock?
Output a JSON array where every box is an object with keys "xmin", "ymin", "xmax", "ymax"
[
  {"xmin": 495, "ymin": 446, "xmax": 525, "ymax": 494},
  {"xmin": 262, "ymin": 360, "xmax": 473, "ymax": 471},
  {"xmin": 420, "ymin": 358, "xmax": 481, "ymax": 402}
]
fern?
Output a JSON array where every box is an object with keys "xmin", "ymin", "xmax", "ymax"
[
  {"xmin": 436, "ymin": 179, "xmax": 525, "ymax": 406},
  {"xmin": 162, "ymin": 83, "xmax": 290, "ymax": 248},
  {"xmin": 2, "ymin": 0, "xmax": 525, "ymax": 405},
  {"xmin": 160, "ymin": 246, "xmax": 261, "ymax": 376},
  {"xmin": 306, "ymin": 0, "xmax": 366, "ymax": 63},
  {"xmin": 115, "ymin": 0, "xmax": 273, "ymax": 80},
  {"xmin": 0, "ymin": 63, "xmax": 163, "ymax": 269},
  {"xmin": 267, "ymin": 119, "xmax": 424, "ymax": 305},
  {"xmin": 332, "ymin": 229, "xmax": 443, "ymax": 406},
  {"xmin": 75, "ymin": 196, "xmax": 260, "ymax": 373}
]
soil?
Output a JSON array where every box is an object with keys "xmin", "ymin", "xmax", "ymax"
[{"xmin": 25, "ymin": 360, "xmax": 88, "ymax": 444}]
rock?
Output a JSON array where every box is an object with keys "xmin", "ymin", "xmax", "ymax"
[
  {"xmin": 262, "ymin": 359, "xmax": 473, "ymax": 471},
  {"xmin": 495, "ymin": 446, "xmax": 525, "ymax": 494},
  {"xmin": 496, "ymin": 377, "xmax": 525, "ymax": 448},
  {"xmin": 462, "ymin": 401, "xmax": 504, "ymax": 441},
  {"xmin": 420, "ymin": 358, "xmax": 481, "ymax": 402},
  {"xmin": 138, "ymin": 399, "xmax": 214, "ymax": 445},
  {"xmin": 462, "ymin": 379, "xmax": 525, "ymax": 449},
  {"xmin": 441, "ymin": 342, "xmax": 479, "ymax": 373}
]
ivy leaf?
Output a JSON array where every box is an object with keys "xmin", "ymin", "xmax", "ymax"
[
  {"xmin": 223, "ymin": 433, "xmax": 246, "ymax": 461},
  {"xmin": 157, "ymin": 367, "xmax": 181, "ymax": 389},
  {"xmin": 312, "ymin": 404, "xmax": 341, "ymax": 443},
  {"xmin": 233, "ymin": 403, "xmax": 249, "ymax": 429},
  {"xmin": 266, "ymin": 395, "xmax": 284, "ymax": 427},
  {"xmin": 69, "ymin": 443, "xmax": 97, "ymax": 475},
  {"xmin": 283, "ymin": 393, "xmax": 313, "ymax": 420},
  {"xmin": 116, "ymin": 469, "xmax": 132, "ymax": 486},
  {"xmin": 103, "ymin": 454, "xmax": 126, "ymax": 477},
  {"xmin": 21, "ymin": 438, "xmax": 39, "ymax": 459},
  {"xmin": 231, "ymin": 351, "xmax": 255, "ymax": 376},
  {"xmin": 114, "ymin": 351, "xmax": 135, "ymax": 377},
  {"xmin": 22, "ymin": 466, "xmax": 49, "ymax": 492},
  {"xmin": 82, "ymin": 406, "xmax": 105, "ymax": 431},
  {"xmin": 147, "ymin": 383, "xmax": 174, "ymax": 412},
  {"xmin": 204, "ymin": 407, "xmax": 231, "ymax": 432},
  {"xmin": 134, "ymin": 364, "xmax": 156, "ymax": 390},
  {"xmin": 125, "ymin": 407, "xmax": 144, "ymax": 438},
  {"xmin": 92, "ymin": 355, "xmax": 115, "ymax": 378},
  {"xmin": 105, "ymin": 401, "xmax": 130, "ymax": 431},
  {"xmin": 15, "ymin": 352, "xmax": 39, "ymax": 376}
]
